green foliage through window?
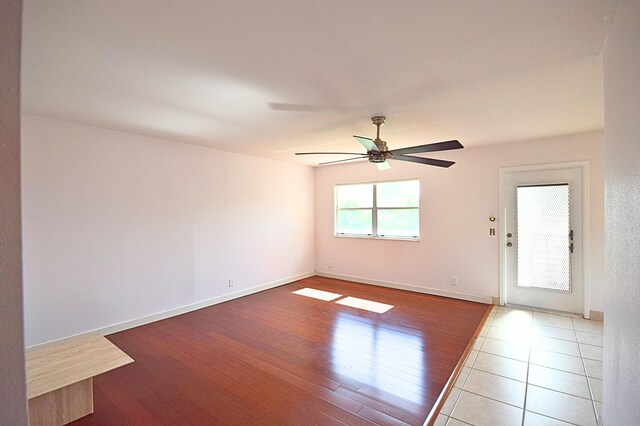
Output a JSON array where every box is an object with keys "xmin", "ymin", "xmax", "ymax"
[{"xmin": 335, "ymin": 179, "xmax": 420, "ymax": 239}]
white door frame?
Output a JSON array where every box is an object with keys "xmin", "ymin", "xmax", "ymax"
[{"xmin": 498, "ymin": 161, "xmax": 591, "ymax": 318}]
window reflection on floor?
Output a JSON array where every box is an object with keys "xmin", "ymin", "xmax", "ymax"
[
  {"xmin": 292, "ymin": 287, "xmax": 343, "ymax": 301},
  {"xmin": 335, "ymin": 296, "xmax": 394, "ymax": 313},
  {"xmin": 331, "ymin": 312, "xmax": 426, "ymax": 403}
]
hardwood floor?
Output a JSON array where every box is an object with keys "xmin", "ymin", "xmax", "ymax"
[{"xmin": 72, "ymin": 276, "xmax": 490, "ymax": 425}]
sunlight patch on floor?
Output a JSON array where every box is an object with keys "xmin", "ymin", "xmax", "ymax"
[
  {"xmin": 335, "ymin": 296, "xmax": 394, "ymax": 313},
  {"xmin": 292, "ymin": 287, "xmax": 343, "ymax": 301}
]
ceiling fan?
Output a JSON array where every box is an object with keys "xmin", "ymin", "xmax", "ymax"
[{"xmin": 295, "ymin": 116, "xmax": 463, "ymax": 170}]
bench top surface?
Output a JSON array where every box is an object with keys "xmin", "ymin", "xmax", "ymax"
[{"xmin": 26, "ymin": 334, "xmax": 134, "ymax": 399}]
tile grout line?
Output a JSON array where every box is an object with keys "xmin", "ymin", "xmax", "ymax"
[
  {"xmin": 447, "ymin": 309, "xmax": 496, "ymax": 425},
  {"xmin": 523, "ymin": 384, "xmax": 599, "ymax": 403},
  {"xmin": 452, "ymin": 381, "xmax": 595, "ymax": 412},
  {"xmin": 526, "ymin": 310, "xmax": 592, "ymax": 425},
  {"xmin": 520, "ymin": 309, "xmax": 533, "ymax": 426},
  {"xmin": 484, "ymin": 332, "xmax": 587, "ymax": 359},
  {"xmin": 455, "ymin": 308, "xmax": 602, "ymax": 426},
  {"xmin": 574, "ymin": 316, "xmax": 601, "ymax": 424},
  {"xmin": 485, "ymin": 308, "xmax": 603, "ymax": 426},
  {"xmin": 454, "ymin": 388, "xmax": 525, "ymax": 410},
  {"xmin": 525, "ymin": 408, "xmax": 583, "ymax": 426}
]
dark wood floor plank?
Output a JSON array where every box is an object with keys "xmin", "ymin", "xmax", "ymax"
[
  {"xmin": 187, "ymin": 290, "xmax": 467, "ymax": 391},
  {"xmin": 357, "ymin": 405, "xmax": 413, "ymax": 426},
  {"xmin": 70, "ymin": 276, "xmax": 489, "ymax": 425},
  {"xmin": 89, "ymin": 372, "xmax": 169, "ymax": 425},
  {"xmin": 335, "ymin": 385, "xmax": 425, "ymax": 426},
  {"xmin": 77, "ymin": 385, "xmax": 128, "ymax": 425},
  {"xmin": 135, "ymin": 323, "xmax": 364, "ymax": 424},
  {"xmin": 121, "ymin": 328, "xmax": 290, "ymax": 425},
  {"xmin": 197, "ymin": 329, "xmax": 374, "ymax": 421}
]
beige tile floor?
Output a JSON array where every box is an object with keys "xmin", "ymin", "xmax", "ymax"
[{"xmin": 435, "ymin": 306, "xmax": 604, "ymax": 426}]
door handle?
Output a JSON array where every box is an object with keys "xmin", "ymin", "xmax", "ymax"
[{"xmin": 569, "ymin": 229, "xmax": 574, "ymax": 253}]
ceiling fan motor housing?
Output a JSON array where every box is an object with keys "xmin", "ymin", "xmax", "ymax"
[{"xmin": 369, "ymin": 140, "xmax": 393, "ymax": 162}]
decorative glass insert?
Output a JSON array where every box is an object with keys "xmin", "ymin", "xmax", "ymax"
[{"xmin": 516, "ymin": 184, "xmax": 571, "ymax": 292}]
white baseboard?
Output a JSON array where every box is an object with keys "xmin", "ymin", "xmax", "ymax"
[
  {"xmin": 27, "ymin": 271, "xmax": 315, "ymax": 351},
  {"xmin": 315, "ymin": 271, "xmax": 493, "ymax": 304},
  {"xmin": 589, "ymin": 310, "xmax": 604, "ymax": 322}
]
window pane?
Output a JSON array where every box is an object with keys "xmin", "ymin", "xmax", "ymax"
[
  {"xmin": 336, "ymin": 184, "xmax": 373, "ymax": 208},
  {"xmin": 377, "ymin": 209, "xmax": 419, "ymax": 237},
  {"xmin": 377, "ymin": 180, "xmax": 419, "ymax": 207},
  {"xmin": 337, "ymin": 210, "xmax": 372, "ymax": 235},
  {"xmin": 517, "ymin": 184, "xmax": 570, "ymax": 292}
]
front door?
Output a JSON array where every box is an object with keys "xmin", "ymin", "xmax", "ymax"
[{"xmin": 503, "ymin": 166, "xmax": 583, "ymax": 314}]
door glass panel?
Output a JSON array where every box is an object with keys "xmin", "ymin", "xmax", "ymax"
[{"xmin": 516, "ymin": 184, "xmax": 571, "ymax": 292}]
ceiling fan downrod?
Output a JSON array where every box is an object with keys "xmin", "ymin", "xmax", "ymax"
[{"xmin": 370, "ymin": 116, "xmax": 390, "ymax": 162}]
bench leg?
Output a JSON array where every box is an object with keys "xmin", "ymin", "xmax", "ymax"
[{"xmin": 28, "ymin": 378, "xmax": 93, "ymax": 426}]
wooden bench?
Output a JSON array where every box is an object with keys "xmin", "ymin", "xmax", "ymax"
[{"xmin": 26, "ymin": 334, "xmax": 134, "ymax": 426}]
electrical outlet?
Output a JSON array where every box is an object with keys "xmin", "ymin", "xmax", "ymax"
[
  {"xmin": 450, "ymin": 276, "xmax": 458, "ymax": 286},
  {"xmin": 228, "ymin": 278, "xmax": 234, "ymax": 287}
]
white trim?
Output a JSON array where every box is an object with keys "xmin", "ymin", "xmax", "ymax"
[
  {"xmin": 334, "ymin": 234, "xmax": 420, "ymax": 242},
  {"xmin": 498, "ymin": 161, "xmax": 591, "ymax": 317},
  {"xmin": 27, "ymin": 271, "xmax": 315, "ymax": 351},
  {"xmin": 498, "ymin": 167, "xmax": 507, "ymax": 306},
  {"xmin": 316, "ymin": 271, "xmax": 493, "ymax": 304},
  {"xmin": 582, "ymin": 163, "xmax": 591, "ymax": 319}
]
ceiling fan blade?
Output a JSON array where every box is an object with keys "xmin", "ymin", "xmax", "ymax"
[
  {"xmin": 393, "ymin": 154, "xmax": 455, "ymax": 168},
  {"xmin": 353, "ymin": 135, "xmax": 380, "ymax": 153},
  {"xmin": 376, "ymin": 160, "xmax": 392, "ymax": 171},
  {"xmin": 319, "ymin": 156, "xmax": 367, "ymax": 165},
  {"xmin": 389, "ymin": 140, "xmax": 463, "ymax": 156},
  {"xmin": 295, "ymin": 152, "xmax": 367, "ymax": 156}
]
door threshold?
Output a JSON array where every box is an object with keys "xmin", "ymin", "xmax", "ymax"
[{"xmin": 503, "ymin": 303, "xmax": 584, "ymax": 319}]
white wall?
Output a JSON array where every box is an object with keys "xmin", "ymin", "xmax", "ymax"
[
  {"xmin": 315, "ymin": 132, "xmax": 604, "ymax": 311},
  {"xmin": 603, "ymin": 0, "xmax": 640, "ymax": 423},
  {"xmin": 0, "ymin": 0, "xmax": 28, "ymax": 423},
  {"xmin": 21, "ymin": 114, "xmax": 315, "ymax": 346}
]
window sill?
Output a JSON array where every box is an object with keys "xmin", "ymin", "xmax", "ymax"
[{"xmin": 334, "ymin": 234, "xmax": 420, "ymax": 242}]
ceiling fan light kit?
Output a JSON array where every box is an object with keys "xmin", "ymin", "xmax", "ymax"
[{"xmin": 295, "ymin": 116, "xmax": 463, "ymax": 169}]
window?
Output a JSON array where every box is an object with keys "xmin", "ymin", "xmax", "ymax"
[{"xmin": 335, "ymin": 179, "xmax": 419, "ymax": 239}]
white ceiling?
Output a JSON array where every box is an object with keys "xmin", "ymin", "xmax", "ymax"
[{"xmin": 22, "ymin": 0, "xmax": 619, "ymax": 166}]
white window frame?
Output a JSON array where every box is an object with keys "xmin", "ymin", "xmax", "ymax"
[{"xmin": 334, "ymin": 178, "xmax": 420, "ymax": 241}]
